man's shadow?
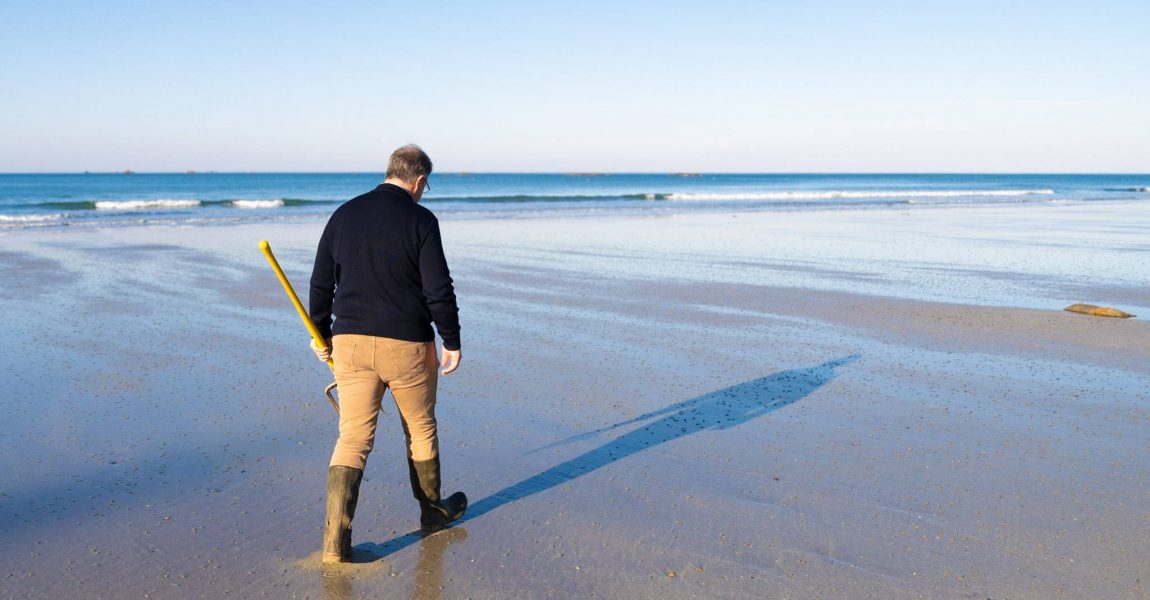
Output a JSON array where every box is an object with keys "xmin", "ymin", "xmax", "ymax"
[{"xmin": 357, "ymin": 355, "xmax": 858, "ymax": 561}]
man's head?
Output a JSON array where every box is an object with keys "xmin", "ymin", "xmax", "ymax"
[{"xmin": 385, "ymin": 144, "xmax": 433, "ymax": 202}]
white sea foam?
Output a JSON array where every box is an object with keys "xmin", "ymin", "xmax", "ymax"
[
  {"xmin": 230, "ymin": 199, "xmax": 285, "ymax": 209},
  {"xmin": 664, "ymin": 189, "xmax": 1057, "ymax": 201},
  {"xmin": 93, "ymin": 199, "xmax": 202, "ymax": 210},
  {"xmin": 0, "ymin": 213, "xmax": 65, "ymax": 223}
]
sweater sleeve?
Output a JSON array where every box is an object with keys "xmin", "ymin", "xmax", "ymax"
[
  {"xmin": 419, "ymin": 218, "xmax": 461, "ymax": 350},
  {"xmin": 309, "ymin": 220, "xmax": 337, "ymax": 339}
]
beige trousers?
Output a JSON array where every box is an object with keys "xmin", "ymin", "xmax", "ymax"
[{"xmin": 329, "ymin": 334, "xmax": 439, "ymax": 470}]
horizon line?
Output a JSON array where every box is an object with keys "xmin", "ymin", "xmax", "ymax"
[{"xmin": 2, "ymin": 170, "xmax": 1149, "ymax": 176}]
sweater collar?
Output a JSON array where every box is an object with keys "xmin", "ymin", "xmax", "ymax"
[{"xmin": 376, "ymin": 182, "xmax": 415, "ymax": 201}]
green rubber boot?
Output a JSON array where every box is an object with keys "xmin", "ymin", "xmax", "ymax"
[
  {"xmin": 408, "ymin": 457, "xmax": 467, "ymax": 533},
  {"xmin": 322, "ymin": 465, "xmax": 363, "ymax": 563}
]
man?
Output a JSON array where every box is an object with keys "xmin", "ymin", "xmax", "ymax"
[{"xmin": 308, "ymin": 144, "xmax": 467, "ymax": 564}]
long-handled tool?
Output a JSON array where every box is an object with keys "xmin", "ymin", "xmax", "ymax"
[{"xmin": 259, "ymin": 239, "xmax": 339, "ymax": 414}]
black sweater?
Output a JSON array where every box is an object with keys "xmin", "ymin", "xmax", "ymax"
[{"xmin": 309, "ymin": 183, "xmax": 461, "ymax": 350}]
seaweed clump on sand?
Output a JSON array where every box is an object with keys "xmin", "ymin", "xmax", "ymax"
[{"xmin": 1064, "ymin": 303, "xmax": 1135, "ymax": 318}]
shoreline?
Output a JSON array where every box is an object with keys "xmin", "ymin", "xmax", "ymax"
[{"xmin": 4, "ymin": 196, "xmax": 1148, "ymax": 315}]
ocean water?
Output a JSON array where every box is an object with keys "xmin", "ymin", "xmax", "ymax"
[{"xmin": 0, "ymin": 173, "xmax": 1147, "ymax": 229}]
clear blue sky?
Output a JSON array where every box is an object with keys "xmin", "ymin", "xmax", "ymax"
[{"xmin": 2, "ymin": 1, "xmax": 1147, "ymax": 172}]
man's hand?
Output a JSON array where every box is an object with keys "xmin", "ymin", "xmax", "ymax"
[
  {"xmin": 310, "ymin": 337, "xmax": 332, "ymax": 362},
  {"xmin": 440, "ymin": 346, "xmax": 461, "ymax": 375}
]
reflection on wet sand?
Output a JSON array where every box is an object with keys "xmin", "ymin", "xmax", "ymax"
[
  {"xmin": 411, "ymin": 528, "xmax": 468, "ymax": 600},
  {"xmin": 320, "ymin": 528, "xmax": 468, "ymax": 600},
  {"xmin": 320, "ymin": 565, "xmax": 352, "ymax": 600}
]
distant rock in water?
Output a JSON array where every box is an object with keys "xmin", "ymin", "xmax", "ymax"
[
  {"xmin": 671, "ymin": 172, "xmax": 702, "ymax": 177},
  {"xmin": 1064, "ymin": 303, "xmax": 1135, "ymax": 318}
]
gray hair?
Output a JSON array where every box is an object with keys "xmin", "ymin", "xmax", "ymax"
[{"xmin": 385, "ymin": 144, "xmax": 433, "ymax": 182}]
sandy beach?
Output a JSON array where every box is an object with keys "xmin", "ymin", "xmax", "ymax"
[{"xmin": 2, "ymin": 204, "xmax": 1148, "ymax": 599}]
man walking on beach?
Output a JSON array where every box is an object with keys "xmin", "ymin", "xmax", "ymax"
[{"xmin": 308, "ymin": 144, "xmax": 467, "ymax": 564}]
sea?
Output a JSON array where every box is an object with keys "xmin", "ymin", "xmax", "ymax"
[{"xmin": 0, "ymin": 172, "xmax": 1147, "ymax": 229}]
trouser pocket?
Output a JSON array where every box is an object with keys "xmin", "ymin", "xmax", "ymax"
[
  {"xmin": 332, "ymin": 335, "xmax": 369, "ymax": 374},
  {"xmin": 382, "ymin": 340, "xmax": 427, "ymax": 380}
]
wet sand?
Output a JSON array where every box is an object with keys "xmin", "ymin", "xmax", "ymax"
[{"xmin": 1, "ymin": 210, "xmax": 1148, "ymax": 599}]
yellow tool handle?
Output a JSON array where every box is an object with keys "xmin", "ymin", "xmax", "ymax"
[{"xmin": 258, "ymin": 239, "xmax": 335, "ymax": 371}]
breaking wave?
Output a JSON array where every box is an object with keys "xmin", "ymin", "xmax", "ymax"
[
  {"xmin": 230, "ymin": 199, "xmax": 285, "ymax": 209},
  {"xmin": 0, "ymin": 213, "xmax": 65, "ymax": 223},
  {"xmin": 27, "ymin": 198, "xmax": 336, "ymax": 211},
  {"xmin": 94, "ymin": 199, "xmax": 201, "ymax": 210}
]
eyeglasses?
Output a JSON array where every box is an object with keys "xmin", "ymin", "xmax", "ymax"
[{"xmin": 422, "ymin": 180, "xmax": 431, "ymax": 194}]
